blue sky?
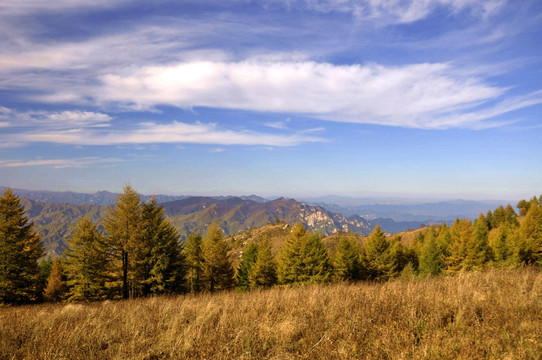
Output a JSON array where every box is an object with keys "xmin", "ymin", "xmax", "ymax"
[{"xmin": 0, "ymin": 0, "xmax": 541, "ymax": 201}]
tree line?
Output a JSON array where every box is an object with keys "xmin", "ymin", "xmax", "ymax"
[{"xmin": 1, "ymin": 186, "xmax": 541, "ymax": 305}]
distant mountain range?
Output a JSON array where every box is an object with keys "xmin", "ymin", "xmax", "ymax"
[{"xmin": 1, "ymin": 187, "xmax": 512, "ymax": 257}]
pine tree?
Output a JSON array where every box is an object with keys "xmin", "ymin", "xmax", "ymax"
[
  {"xmin": 201, "ymin": 223, "xmax": 234, "ymax": 292},
  {"xmin": 419, "ymin": 228, "xmax": 444, "ymax": 276},
  {"xmin": 386, "ymin": 236, "xmax": 408, "ymax": 278},
  {"xmin": 185, "ymin": 233, "xmax": 203, "ymax": 293},
  {"xmin": 103, "ymin": 185, "xmax": 142, "ymax": 299},
  {"xmin": 277, "ymin": 222, "xmax": 306, "ymax": 284},
  {"xmin": 141, "ymin": 198, "xmax": 186, "ymax": 295},
  {"xmin": 516, "ymin": 203, "xmax": 542, "ymax": 265},
  {"xmin": 333, "ymin": 236, "xmax": 361, "ymax": 281},
  {"xmin": 466, "ymin": 213, "xmax": 490, "ymax": 269},
  {"xmin": 236, "ymin": 242, "xmax": 258, "ymax": 291},
  {"xmin": 64, "ymin": 216, "xmax": 109, "ymax": 301},
  {"xmin": 277, "ymin": 223, "xmax": 331, "ymax": 285},
  {"xmin": 44, "ymin": 258, "xmax": 66, "ymax": 302},
  {"xmin": 489, "ymin": 223, "xmax": 514, "ymax": 267},
  {"xmin": 362, "ymin": 225, "xmax": 390, "ymax": 280},
  {"xmin": 299, "ymin": 232, "xmax": 332, "ymax": 284},
  {"xmin": 0, "ymin": 188, "xmax": 44, "ymax": 304},
  {"xmin": 249, "ymin": 237, "xmax": 277, "ymax": 288},
  {"xmin": 446, "ymin": 218, "xmax": 473, "ymax": 272}
]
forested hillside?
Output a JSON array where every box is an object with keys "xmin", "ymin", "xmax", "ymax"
[{"xmin": 1, "ymin": 186, "xmax": 541, "ymax": 306}]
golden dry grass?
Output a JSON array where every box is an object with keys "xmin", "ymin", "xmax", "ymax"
[{"xmin": 2, "ymin": 268, "xmax": 542, "ymax": 359}]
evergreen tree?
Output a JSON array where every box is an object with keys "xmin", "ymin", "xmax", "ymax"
[
  {"xmin": 333, "ymin": 236, "xmax": 361, "ymax": 281},
  {"xmin": 249, "ymin": 237, "xmax": 277, "ymax": 288},
  {"xmin": 362, "ymin": 225, "xmax": 390, "ymax": 280},
  {"xmin": 277, "ymin": 223, "xmax": 331, "ymax": 285},
  {"xmin": 466, "ymin": 213, "xmax": 490, "ymax": 268},
  {"xmin": 0, "ymin": 188, "xmax": 44, "ymax": 304},
  {"xmin": 386, "ymin": 236, "xmax": 408, "ymax": 278},
  {"xmin": 201, "ymin": 223, "xmax": 234, "ymax": 291},
  {"xmin": 489, "ymin": 223, "xmax": 514, "ymax": 267},
  {"xmin": 236, "ymin": 241, "xmax": 258, "ymax": 291},
  {"xmin": 64, "ymin": 216, "xmax": 109, "ymax": 301},
  {"xmin": 504, "ymin": 205, "xmax": 519, "ymax": 227},
  {"xmin": 185, "ymin": 233, "xmax": 203, "ymax": 293},
  {"xmin": 516, "ymin": 203, "xmax": 542, "ymax": 265},
  {"xmin": 140, "ymin": 198, "xmax": 186, "ymax": 295},
  {"xmin": 446, "ymin": 218, "xmax": 473, "ymax": 272},
  {"xmin": 493, "ymin": 206, "xmax": 507, "ymax": 228},
  {"xmin": 419, "ymin": 228, "xmax": 444, "ymax": 276},
  {"xmin": 277, "ymin": 222, "xmax": 306, "ymax": 284},
  {"xmin": 299, "ymin": 232, "xmax": 332, "ymax": 284},
  {"xmin": 44, "ymin": 258, "xmax": 66, "ymax": 302},
  {"xmin": 103, "ymin": 185, "xmax": 142, "ymax": 299}
]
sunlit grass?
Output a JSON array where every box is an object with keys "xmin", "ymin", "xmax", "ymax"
[{"xmin": 2, "ymin": 267, "xmax": 542, "ymax": 359}]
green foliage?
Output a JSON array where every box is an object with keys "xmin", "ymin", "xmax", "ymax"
[
  {"xmin": 0, "ymin": 188, "xmax": 44, "ymax": 305},
  {"xmin": 489, "ymin": 223, "xmax": 514, "ymax": 267},
  {"xmin": 362, "ymin": 225, "xmax": 391, "ymax": 280},
  {"xmin": 515, "ymin": 203, "xmax": 542, "ymax": 265},
  {"xmin": 419, "ymin": 228, "xmax": 444, "ymax": 276},
  {"xmin": 43, "ymin": 258, "xmax": 66, "ymax": 302},
  {"xmin": 140, "ymin": 198, "xmax": 186, "ymax": 295},
  {"xmin": 103, "ymin": 185, "xmax": 143, "ymax": 299},
  {"xmin": 277, "ymin": 222, "xmax": 331, "ymax": 285},
  {"xmin": 249, "ymin": 237, "xmax": 277, "ymax": 288},
  {"xmin": 333, "ymin": 236, "xmax": 362, "ymax": 281},
  {"xmin": 201, "ymin": 223, "xmax": 234, "ymax": 291},
  {"xmin": 236, "ymin": 242, "xmax": 258, "ymax": 291},
  {"xmin": 64, "ymin": 216, "xmax": 110, "ymax": 302},
  {"xmin": 185, "ymin": 233, "xmax": 203, "ymax": 293}
]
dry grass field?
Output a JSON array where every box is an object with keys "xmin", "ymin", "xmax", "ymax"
[{"xmin": 1, "ymin": 268, "xmax": 542, "ymax": 360}]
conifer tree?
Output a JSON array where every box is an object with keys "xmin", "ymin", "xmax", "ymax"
[
  {"xmin": 362, "ymin": 225, "xmax": 390, "ymax": 280},
  {"xmin": 446, "ymin": 218, "xmax": 473, "ymax": 272},
  {"xmin": 277, "ymin": 222, "xmax": 306, "ymax": 284},
  {"xmin": 386, "ymin": 236, "xmax": 408, "ymax": 278},
  {"xmin": 201, "ymin": 223, "xmax": 234, "ymax": 291},
  {"xmin": 141, "ymin": 198, "xmax": 186, "ymax": 295},
  {"xmin": 44, "ymin": 258, "xmax": 66, "ymax": 302},
  {"xmin": 236, "ymin": 241, "xmax": 258, "ymax": 291},
  {"xmin": 185, "ymin": 233, "xmax": 203, "ymax": 293},
  {"xmin": 333, "ymin": 236, "xmax": 361, "ymax": 281},
  {"xmin": 299, "ymin": 232, "xmax": 332, "ymax": 284},
  {"xmin": 516, "ymin": 203, "xmax": 542, "ymax": 265},
  {"xmin": 277, "ymin": 222, "xmax": 331, "ymax": 284},
  {"xmin": 466, "ymin": 213, "xmax": 490, "ymax": 268},
  {"xmin": 0, "ymin": 188, "xmax": 44, "ymax": 304},
  {"xmin": 64, "ymin": 216, "xmax": 109, "ymax": 301},
  {"xmin": 249, "ymin": 237, "xmax": 277, "ymax": 288},
  {"xmin": 504, "ymin": 205, "xmax": 519, "ymax": 227},
  {"xmin": 103, "ymin": 185, "xmax": 142, "ymax": 299},
  {"xmin": 419, "ymin": 228, "xmax": 444, "ymax": 276},
  {"xmin": 489, "ymin": 223, "xmax": 514, "ymax": 267}
]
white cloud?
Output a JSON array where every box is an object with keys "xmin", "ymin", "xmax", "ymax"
[
  {"xmin": 87, "ymin": 60, "xmax": 534, "ymax": 129},
  {"xmin": 0, "ymin": 0, "xmax": 131, "ymax": 15},
  {"xmin": 287, "ymin": 0, "xmax": 505, "ymax": 23},
  {"xmin": 0, "ymin": 109, "xmax": 113, "ymax": 128},
  {"xmin": 0, "ymin": 157, "xmax": 122, "ymax": 168},
  {"xmin": 3, "ymin": 120, "xmax": 322, "ymax": 147}
]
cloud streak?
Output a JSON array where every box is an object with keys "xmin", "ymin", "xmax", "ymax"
[
  {"xmin": 84, "ymin": 60, "xmax": 539, "ymax": 129},
  {"xmin": 0, "ymin": 157, "xmax": 122, "ymax": 168}
]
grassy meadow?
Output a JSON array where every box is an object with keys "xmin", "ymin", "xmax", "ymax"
[{"xmin": 1, "ymin": 267, "xmax": 542, "ymax": 359}]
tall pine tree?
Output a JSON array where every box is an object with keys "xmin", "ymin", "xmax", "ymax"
[
  {"xmin": 64, "ymin": 216, "xmax": 110, "ymax": 301},
  {"xmin": 201, "ymin": 223, "xmax": 234, "ymax": 292},
  {"xmin": 185, "ymin": 233, "xmax": 203, "ymax": 293},
  {"xmin": 236, "ymin": 241, "xmax": 258, "ymax": 291},
  {"xmin": 0, "ymin": 188, "xmax": 44, "ymax": 304},
  {"xmin": 103, "ymin": 185, "xmax": 142, "ymax": 299},
  {"xmin": 249, "ymin": 237, "xmax": 277, "ymax": 288}
]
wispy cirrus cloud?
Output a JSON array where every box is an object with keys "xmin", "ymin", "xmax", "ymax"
[
  {"xmin": 82, "ymin": 60, "xmax": 541, "ymax": 129},
  {"xmin": 0, "ymin": 157, "xmax": 122, "ymax": 168},
  {"xmin": 0, "ymin": 110, "xmax": 323, "ymax": 148},
  {"xmin": 0, "ymin": 108, "xmax": 112, "ymax": 128},
  {"xmin": 271, "ymin": 0, "xmax": 506, "ymax": 23}
]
